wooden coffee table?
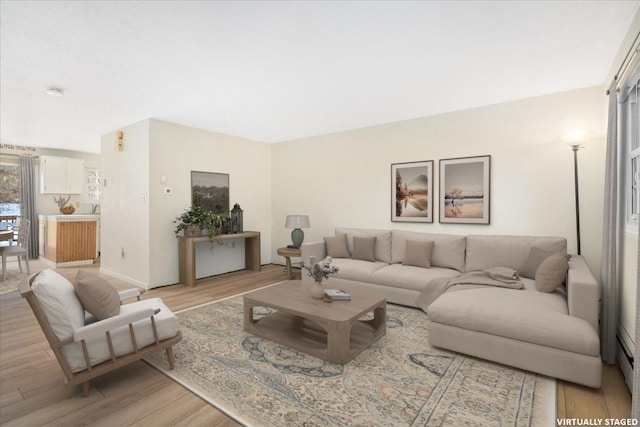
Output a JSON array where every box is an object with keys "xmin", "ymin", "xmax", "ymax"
[{"xmin": 243, "ymin": 281, "xmax": 386, "ymax": 364}]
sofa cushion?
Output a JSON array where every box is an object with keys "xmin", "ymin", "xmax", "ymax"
[
  {"xmin": 331, "ymin": 258, "xmax": 388, "ymax": 283},
  {"xmin": 75, "ymin": 271, "xmax": 121, "ymax": 320},
  {"xmin": 519, "ymin": 247, "xmax": 555, "ymax": 279},
  {"xmin": 535, "ymin": 253, "xmax": 570, "ymax": 292},
  {"xmin": 391, "ymin": 230, "xmax": 466, "ymax": 272},
  {"xmin": 403, "ymin": 239, "xmax": 434, "ymax": 268},
  {"xmin": 324, "ymin": 234, "xmax": 350, "ymax": 258},
  {"xmin": 352, "ymin": 236, "xmax": 376, "ymax": 262},
  {"xmin": 465, "ymin": 235, "xmax": 566, "ymax": 272},
  {"xmin": 31, "ymin": 269, "xmax": 86, "ymax": 341},
  {"xmin": 427, "ymin": 287, "xmax": 599, "ymax": 356},
  {"xmin": 372, "ymin": 264, "xmax": 461, "ymax": 291},
  {"xmin": 335, "ymin": 228, "xmax": 392, "ymax": 263}
]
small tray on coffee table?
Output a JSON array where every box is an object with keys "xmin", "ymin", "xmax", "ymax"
[{"xmin": 243, "ymin": 280, "xmax": 386, "ymax": 364}]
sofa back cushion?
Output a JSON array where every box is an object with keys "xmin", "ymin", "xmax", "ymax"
[
  {"xmin": 391, "ymin": 230, "xmax": 466, "ymax": 272},
  {"xmin": 465, "ymin": 235, "xmax": 566, "ymax": 272},
  {"xmin": 31, "ymin": 269, "xmax": 86, "ymax": 341},
  {"xmin": 335, "ymin": 228, "xmax": 392, "ymax": 263}
]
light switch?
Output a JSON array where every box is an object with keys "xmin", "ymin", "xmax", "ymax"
[{"xmin": 161, "ymin": 175, "xmax": 167, "ymax": 184}]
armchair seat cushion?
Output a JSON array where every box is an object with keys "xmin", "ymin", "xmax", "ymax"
[{"xmin": 65, "ymin": 297, "xmax": 180, "ymax": 372}]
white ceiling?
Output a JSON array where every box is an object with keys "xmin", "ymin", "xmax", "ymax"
[{"xmin": 1, "ymin": 1, "xmax": 638, "ymax": 154}]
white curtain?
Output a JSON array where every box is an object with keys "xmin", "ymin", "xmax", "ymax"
[
  {"xmin": 600, "ymin": 80, "xmax": 618, "ymax": 364},
  {"xmin": 18, "ymin": 155, "xmax": 37, "ymax": 259},
  {"xmin": 633, "ymin": 222, "xmax": 639, "ymax": 419}
]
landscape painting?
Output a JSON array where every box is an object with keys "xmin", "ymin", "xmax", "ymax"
[
  {"xmin": 439, "ymin": 155, "xmax": 490, "ymax": 224},
  {"xmin": 191, "ymin": 171, "xmax": 229, "ymax": 215},
  {"xmin": 391, "ymin": 161, "xmax": 433, "ymax": 223}
]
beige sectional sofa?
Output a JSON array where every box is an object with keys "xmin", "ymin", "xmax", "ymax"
[{"xmin": 301, "ymin": 227, "xmax": 602, "ymax": 388}]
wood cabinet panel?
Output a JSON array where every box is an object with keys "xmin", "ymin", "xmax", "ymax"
[{"xmin": 56, "ymin": 221, "xmax": 97, "ymax": 262}]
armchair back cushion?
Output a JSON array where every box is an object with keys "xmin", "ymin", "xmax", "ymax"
[{"xmin": 31, "ymin": 269, "xmax": 85, "ymax": 341}]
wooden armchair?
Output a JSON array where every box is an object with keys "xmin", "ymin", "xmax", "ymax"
[{"xmin": 19, "ymin": 269, "xmax": 182, "ymax": 397}]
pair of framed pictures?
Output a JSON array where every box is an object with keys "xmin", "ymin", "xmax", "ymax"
[{"xmin": 392, "ymin": 155, "xmax": 491, "ymax": 224}]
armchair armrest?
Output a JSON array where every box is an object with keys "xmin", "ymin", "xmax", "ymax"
[
  {"xmin": 73, "ymin": 307, "xmax": 159, "ymax": 342},
  {"xmin": 567, "ymin": 255, "xmax": 600, "ymax": 333},
  {"xmin": 300, "ymin": 241, "xmax": 327, "ymax": 285}
]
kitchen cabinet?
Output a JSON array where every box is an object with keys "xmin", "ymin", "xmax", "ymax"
[
  {"xmin": 38, "ymin": 214, "xmax": 99, "ymax": 266},
  {"xmin": 40, "ymin": 156, "xmax": 85, "ymax": 194}
]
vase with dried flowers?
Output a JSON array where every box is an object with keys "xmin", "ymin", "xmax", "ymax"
[
  {"xmin": 302, "ymin": 256, "xmax": 339, "ymax": 299},
  {"xmin": 54, "ymin": 195, "xmax": 75, "ymax": 214}
]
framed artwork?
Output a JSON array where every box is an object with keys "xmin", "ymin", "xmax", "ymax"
[
  {"xmin": 439, "ymin": 155, "xmax": 490, "ymax": 224},
  {"xmin": 191, "ymin": 171, "xmax": 229, "ymax": 215},
  {"xmin": 391, "ymin": 161, "xmax": 434, "ymax": 223}
]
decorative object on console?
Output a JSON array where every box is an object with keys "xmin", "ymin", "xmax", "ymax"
[
  {"xmin": 53, "ymin": 195, "xmax": 75, "ymax": 214},
  {"xmin": 285, "ymin": 214, "xmax": 310, "ymax": 249},
  {"xmin": 191, "ymin": 171, "xmax": 229, "ymax": 215},
  {"xmin": 230, "ymin": 203, "xmax": 243, "ymax": 233},
  {"xmin": 302, "ymin": 255, "xmax": 339, "ymax": 299},
  {"xmin": 391, "ymin": 160, "xmax": 433, "ymax": 223},
  {"xmin": 439, "ymin": 155, "xmax": 491, "ymax": 224},
  {"xmin": 173, "ymin": 205, "xmax": 222, "ymax": 239}
]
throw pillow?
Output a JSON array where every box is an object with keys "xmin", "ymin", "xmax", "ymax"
[
  {"xmin": 535, "ymin": 252, "xmax": 571, "ymax": 293},
  {"xmin": 75, "ymin": 270, "xmax": 120, "ymax": 320},
  {"xmin": 403, "ymin": 239, "xmax": 434, "ymax": 268},
  {"xmin": 352, "ymin": 236, "xmax": 376, "ymax": 262},
  {"xmin": 519, "ymin": 247, "xmax": 553, "ymax": 279},
  {"xmin": 324, "ymin": 234, "xmax": 350, "ymax": 258}
]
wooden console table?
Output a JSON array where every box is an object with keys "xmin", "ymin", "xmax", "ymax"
[{"xmin": 178, "ymin": 231, "xmax": 261, "ymax": 287}]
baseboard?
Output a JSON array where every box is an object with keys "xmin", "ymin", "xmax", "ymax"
[
  {"xmin": 98, "ymin": 267, "xmax": 149, "ymax": 290},
  {"xmin": 616, "ymin": 337, "xmax": 634, "ymax": 392}
]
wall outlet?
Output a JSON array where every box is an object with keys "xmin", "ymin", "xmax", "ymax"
[{"xmin": 164, "ymin": 187, "xmax": 172, "ymax": 195}]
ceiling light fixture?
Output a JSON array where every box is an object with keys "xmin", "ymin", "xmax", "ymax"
[{"xmin": 45, "ymin": 87, "xmax": 64, "ymax": 96}]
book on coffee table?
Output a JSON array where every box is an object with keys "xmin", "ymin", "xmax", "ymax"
[{"xmin": 324, "ymin": 289, "xmax": 351, "ymax": 300}]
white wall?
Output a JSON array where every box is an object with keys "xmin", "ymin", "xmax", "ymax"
[
  {"xmin": 271, "ymin": 86, "xmax": 606, "ymax": 275},
  {"xmin": 147, "ymin": 119, "xmax": 272, "ymax": 287},
  {"xmin": 100, "ymin": 119, "xmax": 272, "ymax": 288},
  {"xmin": 100, "ymin": 119, "xmax": 151, "ymax": 287}
]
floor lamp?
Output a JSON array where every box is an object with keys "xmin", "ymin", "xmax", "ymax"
[
  {"xmin": 571, "ymin": 144, "xmax": 583, "ymax": 255},
  {"xmin": 568, "ymin": 130, "xmax": 586, "ymax": 255}
]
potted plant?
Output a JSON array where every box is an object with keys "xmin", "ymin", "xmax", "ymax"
[{"xmin": 173, "ymin": 206, "xmax": 223, "ymax": 239}]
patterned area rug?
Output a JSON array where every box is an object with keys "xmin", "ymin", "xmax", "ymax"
[{"xmin": 145, "ymin": 295, "xmax": 555, "ymax": 427}]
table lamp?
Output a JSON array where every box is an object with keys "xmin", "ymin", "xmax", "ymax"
[{"xmin": 285, "ymin": 215, "xmax": 310, "ymax": 249}]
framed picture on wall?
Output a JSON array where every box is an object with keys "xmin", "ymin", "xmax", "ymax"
[
  {"xmin": 439, "ymin": 155, "xmax": 491, "ymax": 224},
  {"xmin": 391, "ymin": 160, "xmax": 434, "ymax": 223},
  {"xmin": 191, "ymin": 171, "xmax": 230, "ymax": 215}
]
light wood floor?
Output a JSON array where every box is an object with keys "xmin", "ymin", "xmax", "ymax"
[{"xmin": 0, "ymin": 262, "xmax": 632, "ymax": 426}]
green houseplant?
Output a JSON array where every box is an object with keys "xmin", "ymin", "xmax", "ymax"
[{"xmin": 173, "ymin": 205, "xmax": 223, "ymax": 239}]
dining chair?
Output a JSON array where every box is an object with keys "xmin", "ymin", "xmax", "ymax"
[{"xmin": 0, "ymin": 218, "xmax": 30, "ymax": 281}]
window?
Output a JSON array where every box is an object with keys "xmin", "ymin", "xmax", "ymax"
[
  {"xmin": 0, "ymin": 163, "xmax": 20, "ymax": 215},
  {"xmin": 622, "ymin": 63, "xmax": 640, "ymax": 224}
]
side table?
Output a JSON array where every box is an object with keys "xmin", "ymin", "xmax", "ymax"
[{"xmin": 277, "ymin": 247, "xmax": 301, "ymax": 280}]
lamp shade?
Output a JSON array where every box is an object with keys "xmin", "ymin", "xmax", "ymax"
[{"xmin": 285, "ymin": 215, "xmax": 310, "ymax": 229}]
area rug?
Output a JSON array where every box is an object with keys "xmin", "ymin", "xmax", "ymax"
[{"xmin": 145, "ymin": 295, "xmax": 555, "ymax": 427}]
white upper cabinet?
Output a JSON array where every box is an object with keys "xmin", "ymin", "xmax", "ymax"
[{"xmin": 40, "ymin": 156, "xmax": 86, "ymax": 194}]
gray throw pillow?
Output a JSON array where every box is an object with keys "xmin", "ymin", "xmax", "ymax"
[
  {"xmin": 75, "ymin": 270, "xmax": 121, "ymax": 320},
  {"xmin": 324, "ymin": 234, "xmax": 350, "ymax": 258},
  {"xmin": 520, "ymin": 247, "xmax": 553, "ymax": 279},
  {"xmin": 535, "ymin": 252, "xmax": 570, "ymax": 293},
  {"xmin": 403, "ymin": 239, "xmax": 434, "ymax": 268},
  {"xmin": 352, "ymin": 236, "xmax": 376, "ymax": 262}
]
